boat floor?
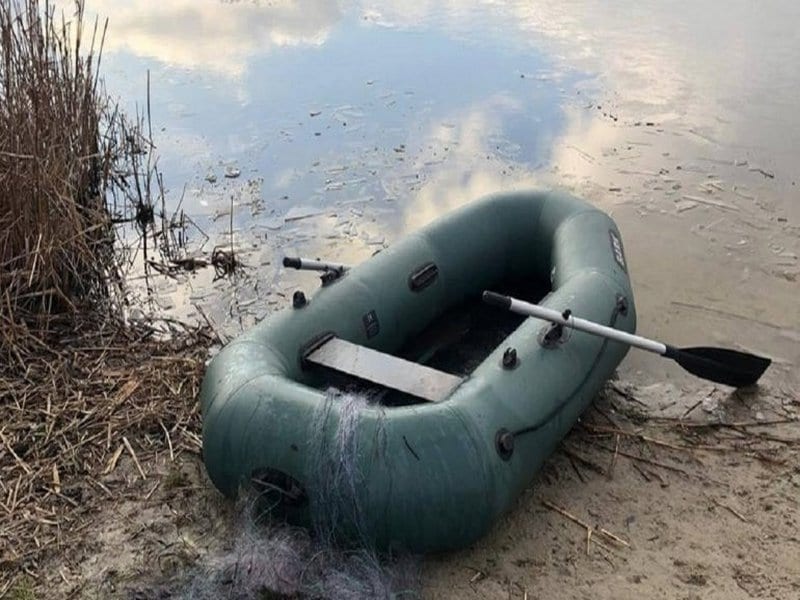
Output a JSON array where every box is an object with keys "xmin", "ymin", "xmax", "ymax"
[{"xmin": 309, "ymin": 278, "xmax": 549, "ymax": 405}]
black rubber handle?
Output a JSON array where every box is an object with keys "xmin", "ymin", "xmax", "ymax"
[
  {"xmin": 283, "ymin": 256, "xmax": 302, "ymax": 269},
  {"xmin": 482, "ymin": 291, "xmax": 512, "ymax": 310}
]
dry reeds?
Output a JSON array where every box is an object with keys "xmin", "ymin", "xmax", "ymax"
[
  {"xmin": 0, "ymin": 0, "xmax": 127, "ymax": 360},
  {"xmin": 0, "ymin": 1, "xmax": 215, "ymax": 594},
  {"xmin": 0, "ymin": 316, "xmax": 212, "ymax": 595}
]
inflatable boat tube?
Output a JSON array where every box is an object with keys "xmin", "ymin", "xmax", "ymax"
[{"xmin": 199, "ymin": 189, "xmax": 636, "ymax": 553}]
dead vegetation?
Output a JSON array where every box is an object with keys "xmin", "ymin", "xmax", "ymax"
[
  {"xmin": 0, "ymin": 0, "xmax": 223, "ymax": 359},
  {"xmin": 0, "ymin": 316, "xmax": 212, "ymax": 596},
  {"xmin": 0, "ymin": 0, "xmax": 121, "ymax": 338},
  {"xmin": 0, "ymin": 1, "xmax": 215, "ymax": 595}
]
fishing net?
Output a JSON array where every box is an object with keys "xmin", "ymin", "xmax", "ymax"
[
  {"xmin": 177, "ymin": 389, "xmax": 420, "ymax": 599},
  {"xmin": 306, "ymin": 388, "xmax": 384, "ymax": 546}
]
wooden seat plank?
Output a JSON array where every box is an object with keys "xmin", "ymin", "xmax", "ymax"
[{"xmin": 306, "ymin": 337, "xmax": 463, "ymax": 402}]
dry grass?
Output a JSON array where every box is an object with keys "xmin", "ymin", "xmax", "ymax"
[
  {"xmin": 0, "ymin": 0, "xmax": 149, "ymax": 363},
  {"xmin": 0, "ymin": 1, "xmax": 216, "ymax": 594},
  {"xmin": 0, "ymin": 314, "xmax": 214, "ymax": 595}
]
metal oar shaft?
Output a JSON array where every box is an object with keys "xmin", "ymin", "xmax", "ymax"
[
  {"xmin": 283, "ymin": 257, "xmax": 350, "ymax": 272},
  {"xmin": 485, "ymin": 292, "xmax": 665, "ymax": 355},
  {"xmin": 483, "ymin": 291, "xmax": 771, "ymax": 388}
]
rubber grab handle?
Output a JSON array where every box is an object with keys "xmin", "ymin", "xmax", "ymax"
[
  {"xmin": 283, "ymin": 256, "xmax": 302, "ymax": 269},
  {"xmin": 482, "ymin": 291, "xmax": 512, "ymax": 310}
]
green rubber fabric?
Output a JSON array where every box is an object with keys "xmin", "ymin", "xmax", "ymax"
[{"xmin": 199, "ymin": 189, "xmax": 637, "ymax": 553}]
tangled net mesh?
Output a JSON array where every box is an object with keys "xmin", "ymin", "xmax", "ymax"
[{"xmin": 177, "ymin": 390, "xmax": 420, "ymax": 600}]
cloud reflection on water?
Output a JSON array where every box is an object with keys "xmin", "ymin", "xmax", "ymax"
[
  {"xmin": 363, "ymin": 0, "xmax": 800, "ymax": 174},
  {"xmin": 90, "ymin": 0, "xmax": 342, "ymax": 77},
  {"xmin": 388, "ymin": 93, "xmax": 546, "ymax": 232},
  {"xmin": 69, "ymin": 0, "xmax": 799, "ymax": 335}
]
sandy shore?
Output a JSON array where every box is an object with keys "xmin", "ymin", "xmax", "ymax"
[
  {"xmin": 40, "ymin": 370, "xmax": 797, "ymax": 599},
  {"xmin": 423, "ymin": 378, "xmax": 800, "ymax": 599}
]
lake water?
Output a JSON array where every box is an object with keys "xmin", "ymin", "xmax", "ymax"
[{"xmin": 78, "ymin": 0, "xmax": 799, "ymax": 386}]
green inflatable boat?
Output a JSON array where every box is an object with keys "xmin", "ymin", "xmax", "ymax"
[{"xmin": 200, "ymin": 189, "xmax": 636, "ymax": 553}]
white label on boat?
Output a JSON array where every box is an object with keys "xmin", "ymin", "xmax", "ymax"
[{"xmin": 609, "ymin": 230, "xmax": 627, "ymax": 272}]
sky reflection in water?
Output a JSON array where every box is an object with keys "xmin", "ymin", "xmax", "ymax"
[
  {"xmin": 71, "ymin": 1, "xmax": 800, "ymax": 373},
  {"xmin": 93, "ymin": 0, "xmax": 581, "ymax": 231}
]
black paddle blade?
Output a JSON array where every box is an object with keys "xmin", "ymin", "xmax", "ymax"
[{"xmin": 665, "ymin": 346, "xmax": 771, "ymax": 388}]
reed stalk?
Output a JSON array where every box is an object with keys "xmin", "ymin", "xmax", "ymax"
[{"xmin": 0, "ymin": 0, "xmax": 146, "ymax": 362}]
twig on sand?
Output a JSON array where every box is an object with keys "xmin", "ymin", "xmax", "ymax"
[
  {"xmin": 670, "ymin": 300, "xmax": 786, "ymax": 331},
  {"xmin": 144, "ymin": 480, "xmax": 160, "ymax": 501},
  {"xmin": 160, "ymin": 421, "xmax": 174, "ymax": 462},
  {"xmin": 632, "ymin": 462, "xmax": 652, "ymax": 482},
  {"xmin": 647, "ymin": 466, "xmax": 669, "ymax": 488},
  {"xmin": 567, "ymin": 454, "xmax": 587, "ymax": 483},
  {"xmin": 603, "ymin": 446, "xmax": 687, "ymax": 475},
  {"xmin": 681, "ymin": 194, "xmax": 739, "ymax": 212},
  {"xmin": 682, "ymin": 397, "xmax": 704, "ymax": 418},
  {"xmin": 195, "ymin": 303, "xmax": 227, "ymax": 344},
  {"xmin": 104, "ymin": 444, "xmax": 124, "ymax": 475},
  {"xmin": 541, "ymin": 500, "xmax": 630, "ymax": 552},
  {"xmin": 123, "ymin": 436, "xmax": 146, "ymax": 480},
  {"xmin": 710, "ymin": 497, "xmax": 749, "ymax": 523},
  {"xmin": 542, "ymin": 499, "xmax": 591, "ymax": 530},
  {"xmin": 542, "ymin": 499, "xmax": 593, "ymax": 556},
  {"xmin": 465, "ymin": 567, "xmax": 486, "ymax": 587},
  {"xmin": 608, "ymin": 382, "xmax": 649, "ymax": 408},
  {"xmin": 562, "ymin": 445, "xmax": 606, "ymax": 476},
  {"xmin": 669, "ymin": 418, "xmax": 796, "ymax": 429},
  {"xmin": 607, "ymin": 434, "xmax": 621, "ymax": 479},
  {"xmin": 583, "ymin": 423, "xmax": 703, "ymax": 452},
  {"xmin": 733, "ymin": 428, "xmax": 800, "ymax": 445},
  {"xmin": 510, "ymin": 582, "xmax": 529, "ymax": 600},
  {"xmin": 664, "ymin": 419, "xmax": 800, "ymax": 445},
  {"xmin": 588, "ymin": 441, "xmax": 728, "ymax": 485},
  {"xmin": 599, "ymin": 527, "xmax": 630, "ymax": 547}
]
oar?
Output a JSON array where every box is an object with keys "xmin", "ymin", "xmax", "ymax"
[
  {"xmin": 482, "ymin": 291, "xmax": 771, "ymax": 388},
  {"xmin": 283, "ymin": 256, "xmax": 351, "ymax": 284},
  {"xmin": 282, "ymin": 257, "xmax": 350, "ymax": 273}
]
